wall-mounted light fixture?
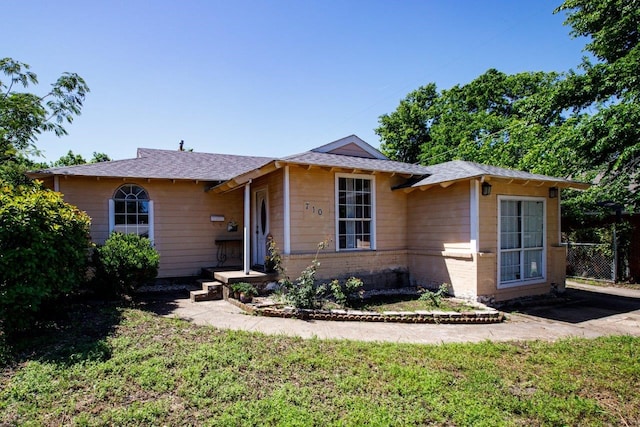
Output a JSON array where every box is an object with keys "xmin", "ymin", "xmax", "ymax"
[
  {"xmin": 548, "ymin": 187, "xmax": 558, "ymax": 199},
  {"xmin": 210, "ymin": 215, "xmax": 225, "ymax": 222},
  {"xmin": 481, "ymin": 182, "xmax": 492, "ymax": 196}
]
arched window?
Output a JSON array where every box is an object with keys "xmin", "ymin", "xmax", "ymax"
[{"xmin": 109, "ymin": 184, "xmax": 154, "ymax": 240}]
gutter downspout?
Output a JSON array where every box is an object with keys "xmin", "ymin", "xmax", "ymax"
[{"xmin": 243, "ymin": 180, "xmax": 251, "ymax": 274}]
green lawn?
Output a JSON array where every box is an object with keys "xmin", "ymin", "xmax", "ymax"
[{"xmin": 1, "ymin": 302, "xmax": 638, "ymax": 426}]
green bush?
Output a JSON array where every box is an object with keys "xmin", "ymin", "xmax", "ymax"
[
  {"xmin": 329, "ymin": 277, "xmax": 364, "ymax": 308},
  {"xmin": 93, "ymin": 232, "xmax": 159, "ymax": 296},
  {"xmin": 0, "ymin": 183, "xmax": 91, "ymax": 332},
  {"xmin": 280, "ymin": 241, "xmax": 364, "ymax": 310}
]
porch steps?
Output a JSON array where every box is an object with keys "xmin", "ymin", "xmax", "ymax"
[{"xmin": 189, "ymin": 279, "xmax": 224, "ymax": 302}]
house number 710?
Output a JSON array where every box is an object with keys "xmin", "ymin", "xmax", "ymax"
[{"xmin": 305, "ymin": 202, "xmax": 323, "ymax": 216}]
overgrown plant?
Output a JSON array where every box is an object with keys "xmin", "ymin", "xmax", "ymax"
[
  {"xmin": 92, "ymin": 232, "xmax": 159, "ymax": 297},
  {"xmin": 280, "ymin": 241, "xmax": 328, "ymax": 309},
  {"xmin": 264, "ymin": 237, "xmax": 282, "ymax": 273},
  {"xmin": 418, "ymin": 283, "xmax": 450, "ymax": 307},
  {"xmin": 329, "ymin": 277, "xmax": 364, "ymax": 308},
  {"xmin": 0, "ymin": 183, "xmax": 91, "ymax": 332},
  {"xmin": 280, "ymin": 241, "xmax": 364, "ymax": 309}
]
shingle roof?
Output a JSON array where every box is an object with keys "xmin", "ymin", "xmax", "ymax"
[
  {"xmin": 31, "ymin": 148, "xmax": 275, "ymax": 181},
  {"xmin": 283, "ymin": 151, "xmax": 431, "ymax": 175},
  {"xmin": 412, "ymin": 160, "xmax": 587, "ymax": 188},
  {"xmin": 29, "ymin": 140, "xmax": 588, "ymax": 190}
]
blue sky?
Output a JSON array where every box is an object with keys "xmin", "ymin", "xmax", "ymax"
[{"xmin": 3, "ymin": 0, "xmax": 588, "ymax": 163}]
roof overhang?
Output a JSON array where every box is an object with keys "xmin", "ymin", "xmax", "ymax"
[{"xmin": 398, "ymin": 174, "xmax": 591, "ymax": 193}]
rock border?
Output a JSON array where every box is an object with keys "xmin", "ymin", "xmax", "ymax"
[{"xmin": 227, "ymin": 298, "xmax": 505, "ymax": 324}]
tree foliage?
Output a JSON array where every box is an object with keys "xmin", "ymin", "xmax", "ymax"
[
  {"xmin": 0, "ymin": 182, "xmax": 91, "ymax": 331},
  {"xmin": 1, "ymin": 57, "xmax": 89, "ymax": 163},
  {"xmin": 50, "ymin": 150, "xmax": 111, "ymax": 167},
  {"xmin": 376, "ymin": 0, "xmax": 640, "ymax": 217}
]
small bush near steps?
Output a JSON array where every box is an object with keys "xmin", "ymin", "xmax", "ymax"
[{"xmin": 92, "ymin": 232, "xmax": 159, "ymax": 297}]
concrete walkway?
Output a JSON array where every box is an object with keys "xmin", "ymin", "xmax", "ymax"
[{"xmin": 140, "ymin": 282, "xmax": 640, "ymax": 344}]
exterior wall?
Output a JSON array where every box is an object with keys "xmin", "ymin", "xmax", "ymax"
[
  {"xmin": 53, "ymin": 177, "xmax": 243, "ymax": 278},
  {"xmin": 282, "ymin": 250, "xmax": 409, "ymax": 290},
  {"xmin": 280, "ymin": 166, "xmax": 410, "ymax": 285},
  {"xmin": 477, "ymin": 179, "xmax": 564, "ymax": 301},
  {"xmin": 406, "ymin": 182, "xmax": 477, "ymax": 297},
  {"xmin": 287, "ymin": 166, "xmax": 338, "ymax": 253}
]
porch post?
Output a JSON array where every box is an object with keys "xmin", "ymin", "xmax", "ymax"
[
  {"xmin": 470, "ymin": 180, "xmax": 480, "ymax": 253},
  {"xmin": 284, "ymin": 165, "xmax": 291, "ymax": 254},
  {"xmin": 244, "ymin": 181, "xmax": 251, "ymax": 274}
]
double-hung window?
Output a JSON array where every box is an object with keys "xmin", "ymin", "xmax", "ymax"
[
  {"xmin": 498, "ymin": 196, "xmax": 545, "ymax": 287},
  {"xmin": 336, "ymin": 174, "xmax": 374, "ymax": 250}
]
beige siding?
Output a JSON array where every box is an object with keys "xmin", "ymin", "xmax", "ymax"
[
  {"xmin": 288, "ymin": 166, "xmax": 337, "ymax": 252},
  {"xmin": 376, "ymin": 174, "xmax": 409, "ymax": 250},
  {"xmin": 407, "ymin": 182, "xmax": 471, "ymax": 252},
  {"xmin": 56, "ymin": 177, "xmax": 243, "ymax": 278},
  {"xmin": 405, "ymin": 182, "xmax": 477, "ymax": 296}
]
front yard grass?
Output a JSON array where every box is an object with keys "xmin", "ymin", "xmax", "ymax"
[{"xmin": 1, "ymin": 301, "xmax": 639, "ymax": 426}]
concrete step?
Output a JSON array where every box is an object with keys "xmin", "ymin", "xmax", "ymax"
[
  {"xmin": 196, "ymin": 279, "xmax": 223, "ymax": 292},
  {"xmin": 190, "ymin": 279, "xmax": 224, "ymax": 302}
]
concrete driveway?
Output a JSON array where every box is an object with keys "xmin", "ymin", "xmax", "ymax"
[{"xmin": 138, "ymin": 282, "xmax": 640, "ymax": 344}]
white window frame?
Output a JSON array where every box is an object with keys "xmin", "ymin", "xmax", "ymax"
[
  {"xmin": 108, "ymin": 184, "xmax": 154, "ymax": 244},
  {"xmin": 497, "ymin": 195, "xmax": 546, "ymax": 288},
  {"xmin": 335, "ymin": 173, "xmax": 376, "ymax": 251}
]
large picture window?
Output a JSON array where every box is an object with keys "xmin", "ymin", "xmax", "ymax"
[
  {"xmin": 109, "ymin": 184, "xmax": 153, "ymax": 240},
  {"xmin": 336, "ymin": 175, "xmax": 375, "ymax": 250},
  {"xmin": 498, "ymin": 197, "xmax": 545, "ymax": 287}
]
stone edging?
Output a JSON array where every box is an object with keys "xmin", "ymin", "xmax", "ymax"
[{"xmin": 227, "ymin": 298, "xmax": 505, "ymax": 324}]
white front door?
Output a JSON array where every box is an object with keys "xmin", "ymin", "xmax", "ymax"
[{"xmin": 253, "ymin": 188, "xmax": 269, "ymax": 268}]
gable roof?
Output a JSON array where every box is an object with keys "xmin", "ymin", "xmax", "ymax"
[
  {"xmin": 29, "ymin": 148, "xmax": 275, "ymax": 181},
  {"xmin": 409, "ymin": 160, "xmax": 590, "ymax": 189},
  {"xmin": 310, "ymin": 135, "xmax": 388, "ymax": 160}
]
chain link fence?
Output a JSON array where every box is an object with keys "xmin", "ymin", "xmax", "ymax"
[{"xmin": 564, "ymin": 242, "xmax": 615, "ymax": 282}]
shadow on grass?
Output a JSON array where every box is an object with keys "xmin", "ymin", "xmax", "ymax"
[
  {"xmin": 501, "ymin": 286, "xmax": 640, "ymax": 323},
  {"xmin": 4, "ymin": 297, "xmax": 124, "ymax": 368},
  {"xmin": 133, "ymin": 290, "xmax": 187, "ymax": 317}
]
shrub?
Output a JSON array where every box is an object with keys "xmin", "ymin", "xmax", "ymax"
[
  {"xmin": 418, "ymin": 283, "xmax": 450, "ymax": 307},
  {"xmin": 280, "ymin": 241, "xmax": 327, "ymax": 309},
  {"xmin": 0, "ymin": 183, "xmax": 91, "ymax": 332},
  {"xmin": 93, "ymin": 232, "xmax": 159, "ymax": 296},
  {"xmin": 329, "ymin": 277, "xmax": 364, "ymax": 308},
  {"xmin": 280, "ymin": 241, "xmax": 364, "ymax": 310}
]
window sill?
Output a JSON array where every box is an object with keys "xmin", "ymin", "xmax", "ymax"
[{"xmin": 497, "ymin": 277, "xmax": 547, "ymax": 289}]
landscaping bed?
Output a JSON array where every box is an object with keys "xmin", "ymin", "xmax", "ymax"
[{"xmin": 227, "ymin": 294, "xmax": 504, "ymax": 324}]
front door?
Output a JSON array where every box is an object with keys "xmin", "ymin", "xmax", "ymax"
[{"xmin": 253, "ymin": 188, "xmax": 269, "ymax": 268}]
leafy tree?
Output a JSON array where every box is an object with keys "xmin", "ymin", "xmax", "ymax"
[
  {"xmin": 90, "ymin": 152, "xmax": 110, "ymax": 163},
  {"xmin": 1, "ymin": 57, "xmax": 89, "ymax": 164},
  {"xmin": 376, "ymin": 69, "xmax": 578, "ymax": 177},
  {"xmin": 0, "ymin": 182, "xmax": 91, "ymax": 332},
  {"xmin": 51, "ymin": 149, "xmax": 86, "ymax": 167},
  {"xmin": 555, "ymin": 0, "xmax": 640, "ymax": 213}
]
